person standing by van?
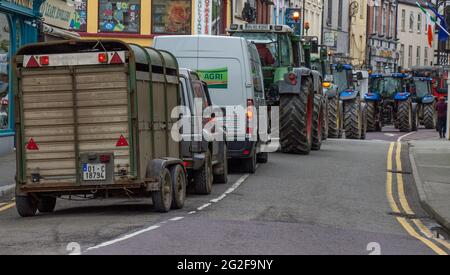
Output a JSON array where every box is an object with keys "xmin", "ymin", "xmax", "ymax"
[{"xmin": 436, "ymin": 97, "xmax": 447, "ymax": 138}]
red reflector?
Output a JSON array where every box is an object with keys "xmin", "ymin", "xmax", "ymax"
[
  {"xmin": 39, "ymin": 56, "xmax": 49, "ymax": 66},
  {"xmin": 116, "ymin": 135, "xmax": 129, "ymax": 147},
  {"xmin": 243, "ymin": 150, "xmax": 251, "ymax": 155},
  {"xmin": 110, "ymin": 52, "xmax": 123, "ymax": 64},
  {"xmin": 98, "ymin": 53, "xmax": 108, "ymax": 63},
  {"xmin": 26, "ymin": 56, "xmax": 40, "ymax": 68},
  {"xmin": 26, "ymin": 138, "xmax": 39, "ymax": 150},
  {"xmin": 100, "ymin": 155, "xmax": 111, "ymax": 163},
  {"xmin": 183, "ymin": 161, "xmax": 192, "ymax": 168}
]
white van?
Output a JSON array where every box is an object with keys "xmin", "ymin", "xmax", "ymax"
[{"xmin": 154, "ymin": 35, "xmax": 268, "ymax": 173}]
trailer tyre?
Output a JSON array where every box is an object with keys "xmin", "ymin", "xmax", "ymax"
[
  {"xmin": 398, "ymin": 99, "xmax": 413, "ymax": 132},
  {"xmin": 37, "ymin": 196, "xmax": 57, "ymax": 213},
  {"xmin": 170, "ymin": 165, "xmax": 186, "ymax": 210},
  {"xmin": 194, "ymin": 150, "xmax": 213, "ymax": 195},
  {"xmin": 344, "ymin": 98, "xmax": 363, "ymax": 139},
  {"xmin": 152, "ymin": 168, "xmax": 173, "ymax": 213},
  {"xmin": 423, "ymin": 103, "xmax": 436, "ymax": 129},
  {"xmin": 327, "ymin": 97, "xmax": 341, "ymax": 138},
  {"xmin": 214, "ymin": 143, "xmax": 228, "ymax": 184},
  {"xmin": 16, "ymin": 195, "xmax": 37, "ymax": 217},
  {"xmin": 312, "ymin": 94, "xmax": 323, "ymax": 150},
  {"xmin": 280, "ymin": 77, "xmax": 313, "ymax": 154}
]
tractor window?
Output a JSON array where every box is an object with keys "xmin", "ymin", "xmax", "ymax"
[
  {"xmin": 371, "ymin": 77, "xmax": 403, "ymax": 98},
  {"xmin": 279, "ymin": 34, "xmax": 293, "ymax": 66},
  {"xmin": 233, "ymin": 32, "xmax": 278, "ymax": 67},
  {"xmin": 413, "ymin": 80, "xmax": 431, "ymax": 98},
  {"xmin": 333, "ymin": 69, "xmax": 351, "ymax": 92}
]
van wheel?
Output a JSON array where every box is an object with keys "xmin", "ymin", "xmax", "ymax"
[
  {"xmin": 257, "ymin": 152, "xmax": 269, "ymax": 164},
  {"xmin": 16, "ymin": 195, "xmax": 37, "ymax": 217},
  {"xmin": 243, "ymin": 151, "xmax": 257, "ymax": 174},
  {"xmin": 152, "ymin": 168, "xmax": 173, "ymax": 212},
  {"xmin": 170, "ymin": 165, "xmax": 186, "ymax": 210},
  {"xmin": 37, "ymin": 196, "xmax": 57, "ymax": 213},
  {"xmin": 194, "ymin": 150, "xmax": 213, "ymax": 195},
  {"xmin": 214, "ymin": 143, "xmax": 228, "ymax": 184}
]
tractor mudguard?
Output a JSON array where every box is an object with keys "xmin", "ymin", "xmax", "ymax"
[
  {"xmin": 394, "ymin": 92, "xmax": 411, "ymax": 101},
  {"xmin": 364, "ymin": 93, "xmax": 381, "ymax": 102},
  {"xmin": 278, "ymin": 67, "xmax": 311, "ymax": 95},
  {"xmin": 310, "ymin": 70, "xmax": 322, "ymax": 94},
  {"xmin": 422, "ymin": 95, "xmax": 435, "ymax": 104},
  {"xmin": 340, "ymin": 89, "xmax": 358, "ymax": 101}
]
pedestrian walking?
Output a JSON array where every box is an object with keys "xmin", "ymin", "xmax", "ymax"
[{"xmin": 436, "ymin": 97, "xmax": 448, "ymax": 139}]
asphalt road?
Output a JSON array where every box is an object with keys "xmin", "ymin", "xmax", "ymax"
[{"xmin": 0, "ymin": 127, "xmax": 449, "ymax": 255}]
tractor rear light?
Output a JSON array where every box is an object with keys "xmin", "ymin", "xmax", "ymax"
[
  {"xmin": 288, "ymin": 73, "xmax": 297, "ymax": 85},
  {"xmin": 39, "ymin": 56, "xmax": 49, "ymax": 66},
  {"xmin": 243, "ymin": 149, "xmax": 251, "ymax": 156},
  {"xmin": 98, "ymin": 53, "xmax": 108, "ymax": 63},
  {"xmin": 183, "ymin": 161, "xmax": 192, "ymax": 168},
  {"xmin": 99, "ymin": 155, "xmax": 111, "ymax": 163}
]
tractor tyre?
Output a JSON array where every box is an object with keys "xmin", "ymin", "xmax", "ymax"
[
  {"xmin": 398, "ymin": 99, "xmax": 413, "ymax": 132},
  {"xmin": 327, "ymin": 96, "xmax": 341, "ymax": 138},
  {"xmin": 344, "ymin": 98, "xmax": 363, "ymax": 139},
  {"xmin": 280, "ymin": 77, "xmax": 314, "ymax": 155},
  {"xmin": 322, "ymin": 99, "xmax": 329, "ymax": 141},
  {"xmin": 366, "ymin": 101, "xmax": 381, "ymax": 132},
  {"xmin": 423, "ymin": 103, "xmax": 436, "ymax": 129},
  {"xmin": 312, "ymin": 94, "xmax": 323, "ymax": 151}
]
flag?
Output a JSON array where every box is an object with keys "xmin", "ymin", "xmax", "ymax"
[
  {"xmin": 426, "ymin": 2, "xmax": 449, "ymax": 41},
  {"xmin": 417, "ymin": 2, "xmax": 450, "ymax": 43},
  {"xmin": 426, "ymin": 14, "xmax": 434, "ymax": 47}
]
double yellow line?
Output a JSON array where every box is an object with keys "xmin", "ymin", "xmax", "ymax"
[
  {"xmin": 387, "ymin": 142, "xmax": 450, "ymax": 255},
  {"xmin": 0, "ymin": 201, "xmax": 15, "ymax": 212}
]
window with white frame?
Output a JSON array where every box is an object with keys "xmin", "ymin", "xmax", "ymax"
[
  {"xmin": 416, "ymin": 46, "xmax": 421, "ymax": 66},
  {"xmin": 408, "ymin": 45, "xmax": 413, "ymax": 68}
]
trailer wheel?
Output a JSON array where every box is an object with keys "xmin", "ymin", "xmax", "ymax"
[
  {"xmin": 312, "ymin": 94, "xmax": 323, "ymax": 151},
  {"xmin": 170, "ymin": 165, "xmax": 186, "ymax": 210},
  {"xmin": 16, "ymin": 195, "xmax": 37, "ymax": 217},
  {"xmin": 194, "ymin": 150, "xmax": 213, "ymax": 195},
  {"xmin": 327, "ymin": 96, "xmax": 341, "ymax": 138},
  {"xmin": 152, "ymin": 168, "xmax": 173, "ymax": 213},
  {"xmin": 423, "ymin": 103, "xmax": 436, "ymax": 129},
  {"xmin": 214, "ymin": 143, "xmax": 228, "ymax": 184},
  {"xmin": 344, "ymin": 98, "xmax": 363, "ymax": 139},
  {"xmin": 398, "ymin": 99, "xmax": 413, "ymax": 132},
  {"xmin": 280, "ymin": 77, "xmax": 313, "ymax": 154},
  {"xmin": 37, "ymin": 196, "xmax": 57, "ymax": 213}
]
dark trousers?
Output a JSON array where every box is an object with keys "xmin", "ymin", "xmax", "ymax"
[{"xmin": 438, "ymin": 117, "xmax": 447, "ymax": 138}]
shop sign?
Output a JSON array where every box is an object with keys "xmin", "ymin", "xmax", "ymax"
[
  {"xmin": 195, "ymin": 0, "xmax": 212, "ymax": 35},
  {"xmin": 323, "ymin": 31, "xmax": 336, "ymax": 48},
  {"xmin": 40, "ymin": 0, "xmax": 76, "ymax": 30},
  {"xmin": 4, "ymin": 0, "xmax": 33, "ymax": 9}
]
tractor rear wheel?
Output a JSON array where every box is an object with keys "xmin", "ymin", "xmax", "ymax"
[
  {"xmin": 344, "ymin": 98, "xmax": 363, "ymax": 139},
  {"xmin": 321, "ymin": 99, "xmax": 328, "ymax": 141},
  {"xmin": 366, "ymin": 101, "xmax": 381, "ymax": 132},
  {"xmin": 423, "ymin": 103, "xmax": 436, "ymax": 129},
  {"xmin": 312, "ymin": 94, "xmax": 323, "ymax": 151},
  {"xmin": 327, "ymin": 96, "xmax": 341, "ymax": 138},
  {"xmin": 280, "ymin": 77, "xmax": 313, "ymax": 155},
  {"xmin": 398, "ymin": 99, "xmax": 413, "ymax": 132}
]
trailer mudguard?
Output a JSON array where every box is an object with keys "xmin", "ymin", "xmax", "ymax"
[
  {"xmin": 146, "ymin": 158, "xmax": 184, "ymax": 191},
  {"xmin": 422, "ymin": 95, "xmax": 435, "ymax": 104},
  {"xmin": 364, "ymin": 93, "xmax": 381, "ymax": 102},
  {"xmin": 340, "ymin": 89, "xmax": 358, "ymax": 101},
  {"xmin": 278, "ymin": 67, "xmax": 311, "ymax": 95},
  {"xmin": 394, "ymin": 92, "xmax": 411, "ymax": 101}
]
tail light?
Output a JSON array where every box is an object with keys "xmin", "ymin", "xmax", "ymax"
[
  {"xmin": 98, "ymin": 53, "xmax": 108, "ymax": 63},
  {"xmin": 39, "ymin": 56, "xmax": 49, "ymax": 66},
  {"xmin": 288, "ymin": 73, "xmax": 297, "ymax": 85},
  {"xmin": 99, "ymin": 155, "xmax": 111, "ymax": 163},
  {"xmin": 246, "ymin": 99, "xmax": 254, "ymax": 135}
]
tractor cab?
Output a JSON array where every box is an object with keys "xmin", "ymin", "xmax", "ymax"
[
  {"xmin": 368, "ymin": 73, "xmax": 409, "ymax": 101},
  {"xmin": 331, "ymin": 64, "xmax": 354, "ymax": 94},
  {"xmin": 409, "ymin": 77, "xmax": 434, "ymax": 103}
]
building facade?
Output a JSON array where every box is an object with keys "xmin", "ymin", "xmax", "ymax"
[
  {"xmin": 349, "ymin": 0, "xmax": 368, "ymax": 67},
  {"xmin": 233, "ymin": 0, "xmax": 272, "ymax": 24},
  {"xmin": 367, "ymin": 0, "xmax": 399, "ymax": 73},
  {"xmin": 397, "ymin": 0, "xmax": 435, "ymax": 70},
  {"xmin": 322, "ymin": 0, "xmax": 350, "ymax": 59},
  {"xmin": 0, "ymin": 0, "xmax": 44, "ymax": 155},
  {"xmin": 70, "ymin": 0, "xmax": 233, "ymax": 47}
]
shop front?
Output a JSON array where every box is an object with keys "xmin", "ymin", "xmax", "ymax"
[
  {"xmin": 0, "ymin": 0, "xmax": 43, "ymax": 155},
  {"xmin": 71, "ymin": 0, "xmax": 232, "ymax": 47}
]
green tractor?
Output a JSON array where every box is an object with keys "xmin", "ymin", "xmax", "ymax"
[{"xmin": 228, "ymin": 24, "xmax": 324, "ymax": 154}]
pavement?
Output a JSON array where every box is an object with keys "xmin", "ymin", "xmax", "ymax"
[
  {"xmin": 409, "ymin": 138, "xmax": 450, "ymax": 233},
  {"xmin": 0, "ymin": 152, "xmax": 15, "ymax": 199}
]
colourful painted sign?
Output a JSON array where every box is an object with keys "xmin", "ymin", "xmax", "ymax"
[
  {"xmin": 4, "ymin": 0, "xmax": 34, "ymax": 9},
  {"xmin": 197, "ymin": 68, "xmax": 228, "ymax": 89}
]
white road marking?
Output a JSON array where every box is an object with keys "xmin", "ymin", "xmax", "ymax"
[
  {"xmin": 384, "ymin": 133, "xmax": 397, "ymax": 137},
  {"xmin": 398, "ymin": 132, "xmax": 416, "ymax": 142},
  {"xmin": 83, "ymin": 172, "xmax": 253, "ymax": 253},
  {"xmin": 85, "ymin": 225, "xmax": 160, "ymax": 252}
]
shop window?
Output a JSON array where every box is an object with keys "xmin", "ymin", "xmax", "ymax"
[
  {"xmin": 70, "ymin": 0, "xmax": 87, "ymax": 32},
  {"xmin": 0, "ymin": 13, "xmax": 9, "ymax": 130},
  {"xmin": 99, "ymin": 0, "xmax": 140, "ymax": 33},
  {"xmin": 152, "ymin": 0, "xmax": 192, "ymax": 34}
]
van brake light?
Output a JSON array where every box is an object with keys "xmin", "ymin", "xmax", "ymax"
[{"xmin": 98, "ymin": 53, "xmax": 108, "ymax": 63}]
